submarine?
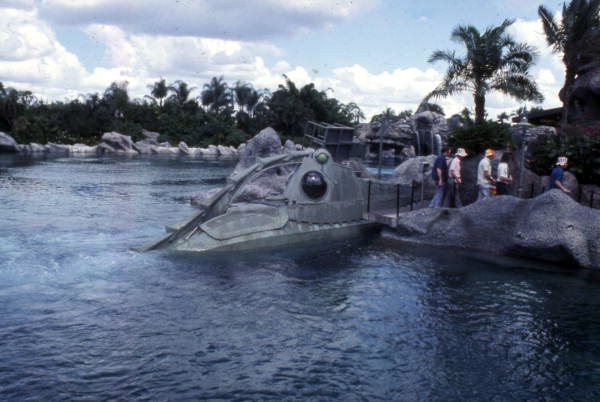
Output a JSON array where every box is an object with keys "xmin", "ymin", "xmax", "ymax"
[{"xmin": 136, "ymin": 148, "xmax": 381, "ymax": 253}]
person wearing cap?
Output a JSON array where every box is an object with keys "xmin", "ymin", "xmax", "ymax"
[
  {"xmin": 550, "ymin": 156, "xmax": 571, "ymax": 194},
  {"xmin": 477, "ymin": 149, "xmax": 497, "ymax": 200},
  {"xmin": 444, "ymin": 147, "xmax": 467, "ymax": 207},
  {"xmin": 428, "ymin": 146, "xmax": 452, "ymax": 208}
]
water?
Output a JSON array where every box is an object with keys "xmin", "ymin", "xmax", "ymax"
[{"xmin": 2, "ymin": 154, "xmax": 600, "ymax": 401}]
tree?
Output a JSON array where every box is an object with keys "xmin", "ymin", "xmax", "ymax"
[
  {"xmin": 370, "ymin": 107, "xmax": 396, "ymax": 122},
  {"xmin": 103, "ymin": 81, "xmax": 129, "ymax": 118},
  {"xmin": 201, "ymin": 76, "xmax": 232, "ymax": 116},
  {"xmin": 426, "ymin": 19, "xmax": 544, "ymax": 125},
  {"xmin": 497, "ymin": 112, "xmax": 510, "ymax": 124},
  {"xmin": 147, "ymin": 78, "xmax": 168, "ymax": 109},
  {"xmin": 167, "ymin": 80, "xmax": 195, "ymax": 106},
  {"xmin": 538, "ymin": 0, "xmax": 600, "ymax": 124}
]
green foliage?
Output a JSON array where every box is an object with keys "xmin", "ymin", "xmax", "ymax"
[
  {"xmin": 447, "ymin": 121, "xmax": 513, "ymax": 156},
  {"xmin": 426, "ymin": 19, "xmax": 543, "ymax": 124},
  {"xmin": 1, "ymin": 75, "xmax": 362, "ymax": 149},
  {"xmin": 529, "ymin": 122, "xmax": 600, "ymax": 184}
]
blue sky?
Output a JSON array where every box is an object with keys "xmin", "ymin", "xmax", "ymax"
[{"xmin": 0, "ymin": 0, "xmax": 565, "ymax": 120}]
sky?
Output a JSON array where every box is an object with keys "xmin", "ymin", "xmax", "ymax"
[{"xmin": 0, "ymin": 0, "xmax": 567, "ymax": 121}]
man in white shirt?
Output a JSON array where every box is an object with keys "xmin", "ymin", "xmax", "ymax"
[{"xmin": 477, "ymin": 149, "xmax": 496, "ymax": 200}]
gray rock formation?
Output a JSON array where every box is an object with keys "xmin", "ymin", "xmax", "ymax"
[
  {"xmin": 44, "ymin": 143, "xmax": 71, "ymax": 154},
  {"xmin": 0, "ymin": 132, "xmax": 18, "ymax": 153},
  {"xmin": 358, "ymin": 111, "xmax": 451, "ymax": 162},
  {"xmin": 100, "ymin": 132, "xmax": 138, "ymax": 154},
  {"xmin": 393, "ymin": 190, "xmax": 600, "ymax": 269},
  {"xmin": 392, "ymin": 155, "xmax": 437, "ymax": 185},
  {"xmin": 236, "ymin": 127, "xmax": 283, "ymax": 170}
]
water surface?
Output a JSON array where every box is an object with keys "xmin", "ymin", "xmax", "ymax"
[{"xmin": 1, "ymin": 154, "xmax": 600, "ymax": 401}]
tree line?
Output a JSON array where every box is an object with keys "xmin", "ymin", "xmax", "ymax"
[{"xmin": 0, "ymin": 75, "xmax": 364, "ymax": 147}]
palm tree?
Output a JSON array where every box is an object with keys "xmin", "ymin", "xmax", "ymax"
[
  {"xmin": 147, "ymin": 78, "xmax": 168, "ymax": 109},
  {"xmin": 425, "ymin": 19, "xmax": 543, "ymax": 124},
  {"xmin": 167, "ymin": 80, "xmax": 195, "ymax": 106},
  {"xmin": 538, "ymin": 0, "xmax": 600, "ymax": 123},
  {"xmin": 201, "ymin": 76, "xmax": 232, "ymax": 116}
]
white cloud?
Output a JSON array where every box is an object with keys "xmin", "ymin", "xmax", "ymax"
[{"xmin": 39, "ymin": 0, "xmax": 377, "ymax": 40}]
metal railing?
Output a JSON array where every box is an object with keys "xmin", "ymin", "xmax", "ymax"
[{"xmin": 363, "ymin": 178, "xmax": 425, "ymax": 218}]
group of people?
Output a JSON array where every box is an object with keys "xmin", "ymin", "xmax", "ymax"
[{"xmin": 428, "ymin": 147, "xmax": 570, "ymax": 209}]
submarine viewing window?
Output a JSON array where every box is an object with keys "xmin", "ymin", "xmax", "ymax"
[{"xmin": 301, "ymin": 171, "xmax": 327, "ymax": 199}]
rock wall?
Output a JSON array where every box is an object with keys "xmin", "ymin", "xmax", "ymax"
[
  {"xmin": 357, "ymin": 111, "xmax": 452, "ymax": 162},
  {"xmin": 393, "ymin": 190, "xmax": 600, "ymax": 269}
]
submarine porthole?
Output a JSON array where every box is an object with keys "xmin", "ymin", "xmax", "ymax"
[{"xmin": 301, "ymin": 171, "xmax": 327, "ymax": 199}]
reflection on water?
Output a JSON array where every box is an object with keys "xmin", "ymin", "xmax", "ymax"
[{"xmin": 1, "ymin": 154, "xmax": 600, "ymax": 400}]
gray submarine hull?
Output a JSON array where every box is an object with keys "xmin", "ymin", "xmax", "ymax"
[{"xmin": 137, "ymin": 149, "xmax": 380, "ymax": 253}]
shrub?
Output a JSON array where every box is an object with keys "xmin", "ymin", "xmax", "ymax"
[
  {"xmin": 447, "ymin": 121, "xmax": 513, "ymax": 156},
  {"xmin": 529, "ymin": 123, "xmax": 600, "ymax": 184}
]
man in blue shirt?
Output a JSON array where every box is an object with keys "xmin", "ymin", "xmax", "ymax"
[
  {"xmin": 429, "ymin": 146, "xmax": 451, "ymax": 207},
  {"xmin": 550, "ymin": 156, "xmax": 571, "ymax": 194}
]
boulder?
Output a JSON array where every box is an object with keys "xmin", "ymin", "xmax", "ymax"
[
  {"xmin": 393, "ymin": 190, "xmax": 600, "ymax": 269},
  {"xmin": 70, "ymin": 143, "xmax": 97, "ymax": 153},
  {"xmin": 141, "ymin": 129, "xmax": 160, "ymax": 145},
  {"xmin": 134, "ymin": 141, "xmax": 155, "ymax": 154},
  {"xmin": 100, "ymin": 132, "xmax": 139, "ymax": 154},
  {"xmin": 17, "ymin": 143, "xmax": 45, "ymax": 153},
  {"xmin": 178, "ymin": 141, "xmax": 193, "ymax": 156},
  {"xmin": 45, "ymin": 143, "xmax": 71, "ymax": 154},
  {"xmin": 0, "ymin": 132, "xmax": 18, "ymax": 153},
  {"xmin": 392, "ymin": 155, "xmax": 437, "ymax": 185},
  {"xmin": 217, "ymin": 145, "xmax": 236, "ymax": 157},
  {"xmin": 237, "ymin": 127, "xmax": 283, "ymax": 169}
]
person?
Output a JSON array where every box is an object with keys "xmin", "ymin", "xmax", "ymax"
[
  {"xmin": 477, "ymin": 149, "xmax": 497, "ymax": 200},
  {"xmin": 428, "ymin": 146, "xmax": 452, "ymax": 208},
  {"xmin": 496, "ymin": 152, "xmax": 513, "ymax": 195},
  {"xmin": 550, "ymin": 156, "xmax": 571, "ymax": 194},
  {"xmin": 444, "ymin": 147, "xmax": 467, "ymax": 208}
]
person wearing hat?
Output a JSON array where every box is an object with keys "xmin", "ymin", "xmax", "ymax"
[
  {"xmin": 444, "ymin": 147, "xmax": 467, "ymax": 207},
  {"xmin": 550, "ymin": 156, "xmax": 571, "ymax": 194},
  {"xmin": 477, "ymin": 148, "xmax": 497, "ymax": 200}
]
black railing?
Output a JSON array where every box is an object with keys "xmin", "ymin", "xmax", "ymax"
[{"xmin": 364, "ymin": 179, "xmax": 425, "ymax": 216}]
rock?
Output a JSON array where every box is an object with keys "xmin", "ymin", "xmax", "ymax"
[
  {"xmin": 45, "ymin": 143, "xmax": 71, "ymax": 154},
  {"xmin": 141, "ymin": 129, "xmax": 160, "ymax": 145},
  {"xmin": 134, "ymin": 141, "xmax": 155, "ymax": 154},
  {"xmin": 201, "ymin": 145, "xmax": 218, "ymax": 156},
  {"xmin": 237, "ymin": 127, "xmax": 283, "ymax": 169},
  {"xmin": 393, "ymin": 190, "xmax": 600, "ymax": 269},
  {"xmin": 358, "ymin": 111, "xmax": 451, "ymax": 161},
  {"xmin": 190, "ymin": 188, "xmax": 222, "ymax": 208},
  {"xmin": 392, "ymin": 155, "xmax": 437, "ymax": 185},
  {"xmin": 0, "ymin": 132, "xmax": 18, "ymax": 153},
  {"xmin": 70, "ymin": 143, "xmax": 97, "ymax": 153},
  {"xmin": 217, "ymin": 145, "xmax": 236, "ymax": 157},
  {"xmin": 101, "ymin": 132, "xmax": 139, "ymax": 154},
  {"xmin": 232, "ymin": 167, "xmax": 293, "ymax": 203},
  {"xmin": 151, "ymin": 146, "xmax": 179, "ymax": 155},
  {"xmin": 96, "ymin": 142, "xmax": 116, "ymax": 155},
  {"xmin": 179, "ymin": 141, "xmax": 192, "ymax": 156},
  {"xmin": 17, "ymin": 143, "xmax": 45, "ymax": 153},
  {"xmin": 410, "ymin": 111, "xmax": 448, "ymax": 155},
  {"xmin": 284, "ymin": 139, "xmax": 296, "ymax": 150}
]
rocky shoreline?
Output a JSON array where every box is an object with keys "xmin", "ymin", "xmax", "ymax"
[{"xmin": 0, "ymin": 129, "xmax": 245, "ymax": 158}]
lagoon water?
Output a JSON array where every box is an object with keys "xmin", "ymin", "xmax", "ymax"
[{"xmin": 2, "ymin": 154, "xmax": 600, "ymax": 401}]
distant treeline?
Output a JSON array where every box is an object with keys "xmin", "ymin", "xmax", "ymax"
[{"xmin": 0, "ymin": 75, "xmax": 365, "ymax": 147}]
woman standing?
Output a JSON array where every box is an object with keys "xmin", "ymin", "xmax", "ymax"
[{"xmin": 496, "ymin": 153, "xmax": 513, "ymax": 195}]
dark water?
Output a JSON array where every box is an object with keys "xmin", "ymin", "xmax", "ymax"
[{"xmin": 2, "ymin": 154, "xmax": 600, "ymax": 401}]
